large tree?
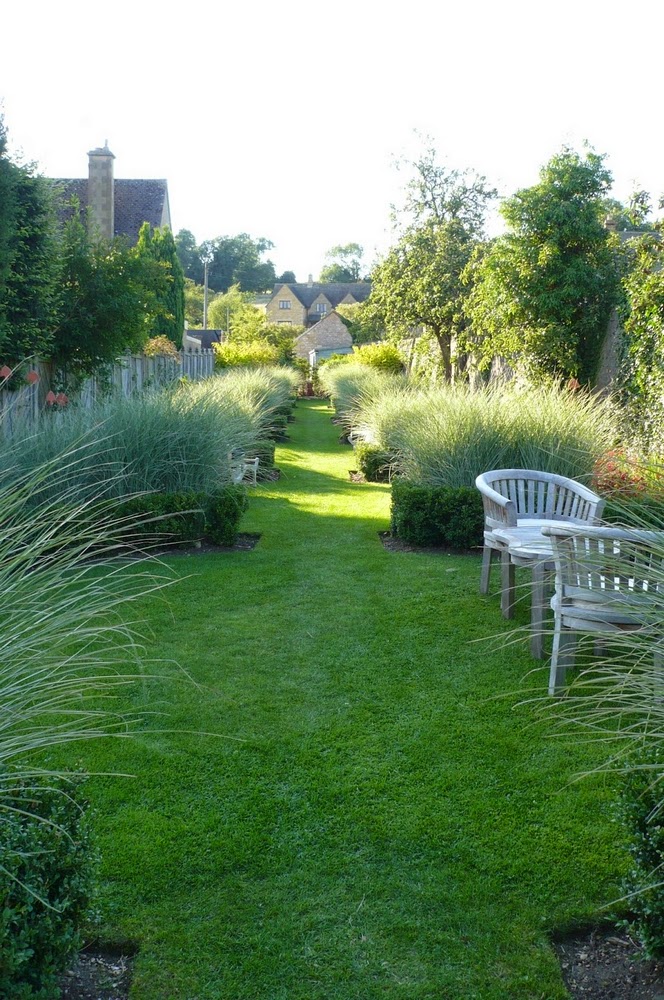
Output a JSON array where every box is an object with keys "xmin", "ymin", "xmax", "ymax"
[
  {"xmin": 369, "ymin": 141, "xmax": 496, "ymax": 378},
  {"xmin": 319, "ymin": 243, "xmax": 365, "ymax": 283},
  {"xmin": 464, "ymin": 147, "xmax": 621, "ymax": 383},
  {"xmin": 0, "ymin": 117, "xmax": 60, "ymax": 365},
  {"xmin": 175, "ymin": 230, "xmax": 277, "ymax": 294}
]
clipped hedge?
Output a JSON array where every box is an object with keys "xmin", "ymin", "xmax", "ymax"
[
  {"xmin": 116, "ymin": 485, "xmax": 249, "ymax": 548},
  {"xmin": 391, "ymin": 480, "xmax": 484, "ymax": 550},
  {"xmin": 0, "ymin": 776, "xmax": 95, "ymax": 998},
  {"xmin": 354, "ymin": 443, "xmax": 393, "ymax": 483}
]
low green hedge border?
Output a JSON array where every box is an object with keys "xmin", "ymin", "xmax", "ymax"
[
  {"xmin": 391, "ymin": 480, "xmax": 484, "ymax": 550},
  {"xmin": 0, "ymin": 775, "xmax": 95, "ymax": 998},
  {"xmin": 116, "ymin": 485, "xmax": 249, "ymax": 548}
]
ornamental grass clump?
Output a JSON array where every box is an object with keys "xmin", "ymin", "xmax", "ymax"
[
  {"xmin": 8, "ymin": 382, "xmax": 261, "ymax": 500},
  {"xmin": 317, "ymin": 361, "xmax": 406, "ymax": 433},
  {"xmin": 357, "ymin": 381, "xmax": 617, "ymax": 488},
  {"xmin": 207, "ymin": 366, "xmax": 300, "ymax": 440},
  {"xmin": 0, "ymin": 445, "xmax": 177, "ymax": 994}
]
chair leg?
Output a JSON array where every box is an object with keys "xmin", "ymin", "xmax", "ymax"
[
  {"xmin": 480, "ymin": 545, "xmax": 493, "ymax": 595},
  {"xmin": 549, "ymin": 621, "xmax": 576, "ymax": 696},
  {"xmin": 530, "ymin": 563, "xmax": 547, "ymax": 660},
  {"xmin": 501, "ymin": 551, "xmax": 515, "ymax": 619}
]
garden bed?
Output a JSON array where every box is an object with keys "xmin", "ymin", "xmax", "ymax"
[
  {"xmin": 59, "ymin": 946, "xmax": 134, "ymax": 1000},
  {"xmin": 554, "ymin": 927, "xmax": 664, "ymax": 999}
]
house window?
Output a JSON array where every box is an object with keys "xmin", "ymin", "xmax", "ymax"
[
  {"xmin": 316, "ymin": 303, "xmax": 327, "ymax": 314},
  {"xmin": 279, "ymin": 300, "xmax": 291, "ymax": 310}
]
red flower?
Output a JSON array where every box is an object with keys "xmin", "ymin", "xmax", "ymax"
[
  {"xmin": 45, "ymin": 391, "xmax": 57, "ymax": 406},
  {"xmin": 0, "ymin": 365, "xmax": 13, "ymax": 379},
  {"xmin": 55, "ymin": 392, "xmax": 69, "ymax": 406},
  {"xmin": 25, "ymin": 370, "xmax": 40, "ymax": 384}
]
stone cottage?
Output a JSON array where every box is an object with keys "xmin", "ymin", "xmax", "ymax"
[
  {"xmin": 294, "ymin": 311, "xmax": 353, "ymax": 363},
  {"xmin": 266, "ymin": 278, "xmax": 370, "ymax": 328}
]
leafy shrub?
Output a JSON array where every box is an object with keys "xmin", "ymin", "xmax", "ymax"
[
  {"xmin": 353, "ymin": 342, "xmax": 405, "ymax": 374},
  {"xmin": 116, "ymin": 487, "xmax": 248, "ymax": 547},
  {"xmin": 0, "ymin": 775, "xmax": 96, "ymax": 998},
  {"xmin": 390, "ymin": 480, "xmax": 484, "ymax": 549},
  {"xmin": 619, "ymin": 751, "xmax": 664, "ymax": 958},
  {"xmin": 144, "ymin": 336, "xmax": 181, "ymax": 359},
  {"xmin": 214, "ymin": 340, "xmax": 279, "ymax": 368},
  {"xmin": 204, "ymin": 486, "xmax": 250, "ymax": 546},
  {"xmin": 354, "ymin": 443, "xmax": 393, "ymax": 482}
]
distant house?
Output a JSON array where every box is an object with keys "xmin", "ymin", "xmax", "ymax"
[
  {"xmin": 265, "ymin": 277, "xmax": 370, "ymax": 328},
  {"xmin": 54, "ymin": 143, "xmax": 171, "ymax": 243},
  {"xmin": 294, "ymin": 311, "xmax": 353, "ymax": 363}
]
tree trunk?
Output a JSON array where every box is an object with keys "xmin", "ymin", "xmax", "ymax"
[{"xmin": 433, "ymin": 329, "xmax": 452, "ymax": 381}]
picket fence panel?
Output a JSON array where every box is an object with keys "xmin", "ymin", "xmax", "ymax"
[{"xmin": 0, "ymin": 350, "xmax": 215, "ymax": 436}]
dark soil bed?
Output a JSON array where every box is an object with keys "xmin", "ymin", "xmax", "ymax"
[
  {"xmin": 59, "ymin": 946, "xmax": 134, "ymax": 1000},
  {"xmin": 554, "ymin": 928, "xmax": 664, "ymax": 999},
  {"xmin": 158, "ymin": 532, "xmax": 261, "ymax": 557},
  {"xmin": 378, "ymin": 530, "xmax": 477, "ymax": 558}
]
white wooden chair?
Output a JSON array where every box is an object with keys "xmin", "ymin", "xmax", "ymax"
[
  {"xmin": 229, "ymin": 451, "xmax": 260, "ymax": 487},
  {"xmin": 475, "ymin": 469, "xmax": 605, "ymax": 617},
  {"xmin": 542, "ymin": 524, "xmax": 664, "ymax": 695}
]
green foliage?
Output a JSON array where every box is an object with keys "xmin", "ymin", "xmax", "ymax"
[
  {"xmin": 619, "ymin": 753, "xmax": 664, "ymax": 958},
  {"xmin": 208, "ymin": 284, "xmax": 264, "ymax": 339},
  {"xmin": 354, "ymin": 443, "xmax": 393, "ymax": 482},
  {"xmin": 335, "ymin": 300, "xmax": 384, "ymax": 344},
  {"xmin": 144, "ymin": 335, "xmax": 181, "ymax": 358},
  {"xmin": 204, "ymin": 485, "xmax": 250, "ymax": 545},
  {"xmin": 617, "ymin": 232, "xmax": 664, "ymax": 449},
  {"xmin": 53, "ymin": 207, "xmax": 168, "ymax": 380},
  {"xmin": 319, "ymin": 243, "xmax": 364, "ymax": 282},
  {"xmin": 116, "ymin": 487, "xmax": 249, "ymax": 547},
  {"xmin": 214, "ymin": 339, "xmax": 280, "ymax": 368},
  {"xmin": 390, "ymin": 480, "xmax": 484, "ymax": 548},
  {"xmin": 184, "ymin": 278, "xmax": 205, "ymax": 328},
  {"xmin": 136, "ymin": 224, "xmax": 185, "ymax": 347},
  {"xmin": 353, "ymin": 342, "xmax": 404, "ymax": 373},
  {"xmin": 0, "ymin": 775, "xmax": 96, "ymax": 998},
  {"xmin": 175, "ymin": 231, "xmax": 276, "ymax": 293},
  {"xmin": 356, "ymin": 380, "xmax": 617, "ymax": 488},
  {"xmin": 465, "ymin": 147, "xmax": 620, "ymax": 383},
  {"xmin": 249, "ymin": 438, "xmax": 276, "ymax": 475},
  {"xmin": 0, "ymin": 118, "xmax": 59, "ymax": 365}
]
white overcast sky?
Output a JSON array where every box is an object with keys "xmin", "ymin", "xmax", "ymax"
[{"xmin": 2, "ymin": 0, "xmax": 662, "ymax": 281}]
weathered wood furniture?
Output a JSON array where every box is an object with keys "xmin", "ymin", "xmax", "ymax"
[
  {"xmin": 492, "ymin": 527, "xmax": 555, "ymax": 658},
  {"xmin": 475, "ymin": 469, "xmax": 605, "ymax": 609},
  {"xmin": 229, "ymin": 451, "xmax": 260, "ymax": 487},
  {"xmin": 542, "ymin": 524, "xmax": 664, "ymax": 695}
]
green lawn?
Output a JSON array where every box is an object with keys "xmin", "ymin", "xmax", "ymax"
[{"xmin": 63, "ymin": 399, "xmax": 626, "ymax": 998}]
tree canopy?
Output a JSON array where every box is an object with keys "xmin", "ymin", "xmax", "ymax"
[
  {"xmin": 464, "ymin": 147, "xmax": 620, "ymax": 383},
  {"xmin": 319, "ymin": 243, "xmax": 365, "ymax": 283},
  {"xmin": 136, "ymin": 223, "xmax": 185, "ymax": 346},
  {"xmin": 175, "ymin": 230, "xmax": 278, "ymax": 293},
  {"xmin": 369, "ymin": 141, "xmax": 496, "ymax": 378}
]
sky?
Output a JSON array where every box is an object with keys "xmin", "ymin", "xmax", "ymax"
[{"xmin": 2, "ymin": 0, "xmax": 662, "ymax": 283}]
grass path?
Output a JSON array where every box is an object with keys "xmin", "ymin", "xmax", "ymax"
[{"xmin": 74, "ymin": 400, "xmax": 624, "ymax": 998}]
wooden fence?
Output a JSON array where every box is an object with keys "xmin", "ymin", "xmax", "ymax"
[{"xmin": 0, "ymin": 350, "xmax": 216, "ymax": 436}]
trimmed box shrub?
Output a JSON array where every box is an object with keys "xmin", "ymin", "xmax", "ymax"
[
  {"xmin": 354, "ymin": 443, "xmax": 393, "ymax": 483},
  {"xmin": 115, "ymin": 486, "xmax": 249, "ymax": 548},
  {"xmin": 0, "ymin": 776, "xmax": 96, "ymax": 998},
  {"xmin": 391, "ymin": 480, "xmax": 484, "ymax": 550}
]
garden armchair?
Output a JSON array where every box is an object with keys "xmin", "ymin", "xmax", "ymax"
[
  {"xmin": 475, "ymin": 469, "xmax": 605, "ymax": 619},
  {"xmin": 542, "ymin": 524, "xmax": 664, "ymax": 695}
]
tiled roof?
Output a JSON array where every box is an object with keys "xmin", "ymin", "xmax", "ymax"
[
  {"xmin": 272, "ymin": 282, "xmax": 371, "ymax": 309},
  {"xmin": 53, "ymin": 178, "xmax": 169, "ymax": 243}
]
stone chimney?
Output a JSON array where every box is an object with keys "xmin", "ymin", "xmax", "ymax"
[
  {"xmin": 307, "ymin": 273, "xmax": 313, "ymax": 287},
  {"xmin": 87, "ymin": 142, "xmax": 115, "ymax": 240}
]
